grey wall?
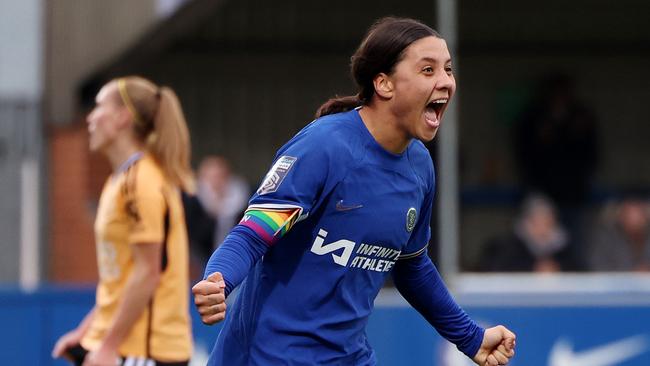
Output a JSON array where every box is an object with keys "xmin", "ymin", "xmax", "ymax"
[
  {"xmin": 0, "ymin": 106, "xmax": 23, "ymax": 282},
  {"xmin": 0, "ymin": 101, "xmax": 42, "ymax": 282},
  {"xmin": 0, "ymin": 0, "xmax": 42, "ymax": 99},
  {"xmin": 0, "ymin": 0, "xmax": 44, "ymax": 283}
]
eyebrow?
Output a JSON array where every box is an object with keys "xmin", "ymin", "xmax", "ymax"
[{"xmin": 419, "ymin": 57, "xmax": 452, "ymax": 64}]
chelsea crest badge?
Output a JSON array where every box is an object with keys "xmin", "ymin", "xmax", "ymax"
[{"xmin": 406, "ymin": 207, "xmax": 417, "ymax": 233}]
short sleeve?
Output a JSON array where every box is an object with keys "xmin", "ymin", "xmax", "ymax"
[
  {"xmin": 126, "ymin": 169, "xmax": 166, "ymax": 245},
  {"xmin": 399, "ymin": 165, "xmax": 435, "ymax": 259}
]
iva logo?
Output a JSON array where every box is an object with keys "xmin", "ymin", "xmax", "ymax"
[{"xmin": 310, "ymin": 229, "xmax": 354, "ymax": 266}]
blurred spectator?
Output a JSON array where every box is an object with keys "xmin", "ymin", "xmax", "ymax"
[
  {"xmin": 477, "ymin": 194, "xmax": 583, "ymax": 272},
  {"xmin": 182, "ymin": 189, "xmax": 216, "ymax": 276},
  {"xmin": 589, "ymin": 195, "xmax": 650, "ymax": 272},
  {"xmin": 196, "ymin": 155, "xmax": 251, "ymax": 249},
  {"xmin": 514, "ymin": 73, "xmax": 599, "ymax": 205},
  {"xmin": 513, "ymin": 73, "xmax": 599, "ymax": 253}
]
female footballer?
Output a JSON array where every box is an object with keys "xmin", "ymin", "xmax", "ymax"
[
  {"xmin": 52, "ymin": 76, "xmax": 194, "ymax": 366},
  {"xmin": 193, "ymin": 17, "xmax": 516, "ymax": 366}
]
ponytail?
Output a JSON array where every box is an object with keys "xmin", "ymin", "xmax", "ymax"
[
  {"xmin": 114, "ymin": 76, "xmax": 194, "ymax": 193},
  {"xmin": 149, "ymin": 87, "xmax": 195, "ymax": 193},
  {"xmin": 315, "ymin": 95, "xmax": 363, "ymax": 118}
]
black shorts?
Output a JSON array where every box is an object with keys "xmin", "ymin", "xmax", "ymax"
[{"xmin": 65, "ymin": 344, "xmax": 188, "ymax": 366}]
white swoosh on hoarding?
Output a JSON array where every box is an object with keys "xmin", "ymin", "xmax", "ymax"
[{"xmin": 549, "ymin": 335, "xmax": 648, "ymax": 366}]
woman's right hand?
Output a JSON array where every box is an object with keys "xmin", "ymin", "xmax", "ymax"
[
  {"xmin": 52, "ymin": 329, "xmax": 83, "ymax": 360},
  {"xmin": 192, "ymin": 271, "xmax": 227, "ymax": 325},
  {"xmin": 472, "ymin": 325, "xmax": 516, "ymax": 366}
]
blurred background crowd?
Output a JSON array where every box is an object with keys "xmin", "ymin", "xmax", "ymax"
[{"xmin": 1, "ymin": 0, "xmax": 649, "ymax": 289}]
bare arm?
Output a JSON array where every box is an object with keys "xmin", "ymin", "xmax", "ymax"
[
  {"xmin": 103, "ymin": 242, "xmax": 161, "ymax": 348},
  {"xmin": 84, "ymin": 242, "xmax": 162, "ymax": 366}
]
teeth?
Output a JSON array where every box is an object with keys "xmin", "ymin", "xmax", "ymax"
[{"xmin": 432, "ymin": 99, "xmax": 447, "ymax": 104}]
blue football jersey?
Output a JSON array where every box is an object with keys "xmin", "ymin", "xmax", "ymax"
[{"xmin": 208, "ymin": 108, "xmax": 435, "ymax": 365}]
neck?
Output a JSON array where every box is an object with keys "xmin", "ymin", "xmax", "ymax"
[
  {"xmin": 103, "ymin": 137, "xmax": 144, "ymax": 172},
  {"xmin": 358, "ymin": 103, "xmax": 410, "ymax": 154}
]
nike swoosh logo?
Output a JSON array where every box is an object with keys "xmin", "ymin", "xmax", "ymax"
[
  {"xmin": 335, "ymin": 200, "xmax": 363, "ymax": 212},
  {"xmin": 549, "ymin": 335, "xmax": 648, "ymax": 366}
]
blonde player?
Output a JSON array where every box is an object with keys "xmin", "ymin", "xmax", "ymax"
[{"xmin": 52, "ymin": 76, "xmax": 194, "ymax": 366}]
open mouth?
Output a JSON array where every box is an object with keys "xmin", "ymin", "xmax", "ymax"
[{"xmin": 424, "ymin": 98, "xmax": 448, "ymax": 127}]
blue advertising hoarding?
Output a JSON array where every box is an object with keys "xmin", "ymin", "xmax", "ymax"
[
  {"xmin": 365, "ymin": 304, "xmax": 650, "ymax": 366},
  {"xmin": 2, "ymin": 276, "xmax": 650, "ymax": 366}
]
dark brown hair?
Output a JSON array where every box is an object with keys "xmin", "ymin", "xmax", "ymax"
[{"xmin": 315, "ymin": 17, "xmax": 440, "ymax": 118}]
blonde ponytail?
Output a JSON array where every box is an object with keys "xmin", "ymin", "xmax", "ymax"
[
  {"xmin": 114, "ymin": 76, "xmax": 195, "ymax": 193},
  {"xmin": 149, "ymin": 87, "xmax": 195, "ymax": 193}
]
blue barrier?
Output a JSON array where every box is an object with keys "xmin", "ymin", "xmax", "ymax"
[{"xmin": 2, "ymin": 285, "xmax": 650, "ymax": 366}]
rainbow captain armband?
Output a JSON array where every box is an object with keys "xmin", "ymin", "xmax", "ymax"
[{"xmin": 239, "ymin": 204, "xmax": 303, "ymax": 245}]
